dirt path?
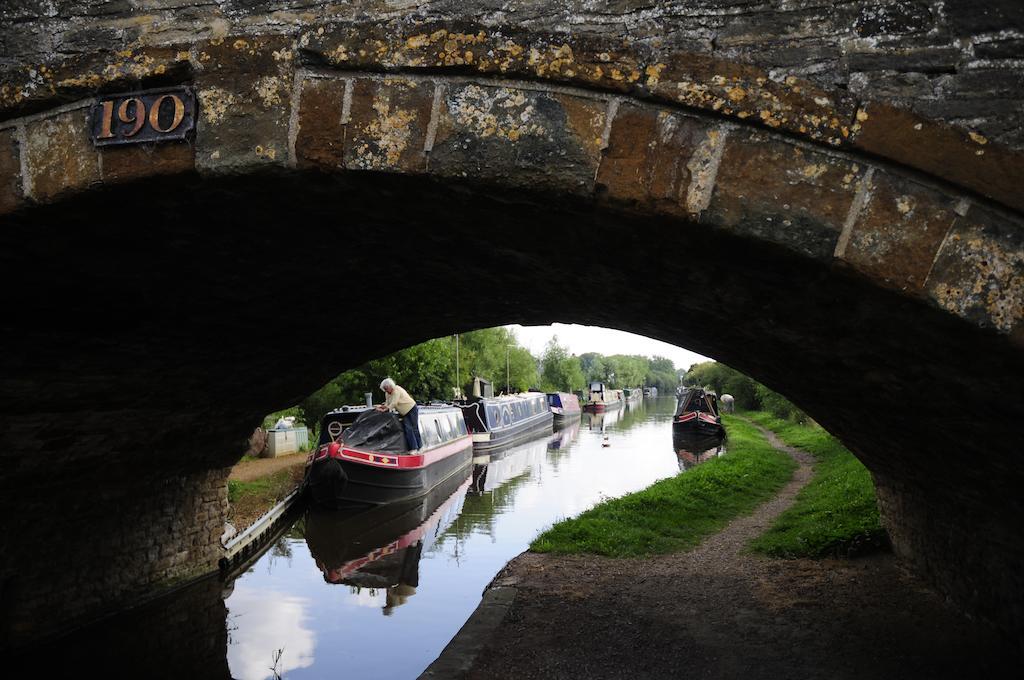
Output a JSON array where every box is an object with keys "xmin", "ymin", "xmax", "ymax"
[
  {"xmin": 228, "ymin": 451, "xmax": 307, "ymax": 483},
  {"xmin": 465, "ymin": 420, "xmax": 1017, "ymax": 679}
]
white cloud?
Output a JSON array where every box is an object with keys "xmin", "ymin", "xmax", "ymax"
[{"xmin": 227, "ymin": 587, "xmax": 316, "ymax": 680}]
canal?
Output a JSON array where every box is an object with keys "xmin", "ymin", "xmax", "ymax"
[{"xmin": 28, "ymin": 397, "xmax": 727, "ymax": 678}]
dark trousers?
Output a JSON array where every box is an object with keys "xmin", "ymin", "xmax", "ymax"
[{"xmin": 402, "ymin": 405, "xmax": 423, "ymax": 450}]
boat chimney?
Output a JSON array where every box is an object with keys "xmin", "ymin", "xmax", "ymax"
[{"xmin": 364, "ymin": 392, "xmax": 373, "ymax": 407}]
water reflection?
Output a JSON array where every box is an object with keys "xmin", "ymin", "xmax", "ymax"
[
  {"xmin": 13, "ymin": 398, "xmax": 683, "ymax": 680},
  {"xmin": 305, "ymin": 470, "xmax": 472, "ymax": 616},
  {"xmin": 674, "ymin": 433, "xmax": 727, "ymax": 471}
]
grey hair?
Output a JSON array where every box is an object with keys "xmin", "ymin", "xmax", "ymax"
[{"xmin": 380, "ymin": 377, "xmax": 396, "ymax": 390}]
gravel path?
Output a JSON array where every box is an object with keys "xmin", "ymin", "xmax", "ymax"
[
  {"xmin": 228, "ymin": 451, "xmax": 307, "ymax": 483},
  {"xmin": 465, "ymin": 420, "xmax": 1017, "ymax": 679}
]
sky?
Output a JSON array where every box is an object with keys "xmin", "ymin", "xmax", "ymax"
[{"xmin": 506, "ymin": 324, "xmax": 711, "ymax": 372}]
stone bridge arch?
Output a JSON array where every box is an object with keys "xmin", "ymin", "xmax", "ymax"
[{"xmin": 1, "ymin": 6, "xmax": 1022, "ymax": 650}]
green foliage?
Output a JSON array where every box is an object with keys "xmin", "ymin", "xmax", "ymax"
[
  {"xmin": 745, "ymin": 412, "xmax": 886, "ymax": 558},
  {"xmin": 579, "ymin": 352, "xmax": 678, "ymax": 391},
  {"xmin": 261, "ymin": 406, "xmax": 306, "ymax": 431},
  {"xmin": 540, "ymin": 336, "xmax": 585, "ymax": 392},
  {"xmin": 296, "ymin": 327, "xmax": 541, "ymax": 429},
  {"xmin": 530, "ymin": 415, "xmax": 797, "ymax": 557},
  {"xmin": 683, "ymin": 361, "xmax": 805, "ymax": 421}
]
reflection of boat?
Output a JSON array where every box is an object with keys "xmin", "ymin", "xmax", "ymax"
[
  {"xmin": 583, "ymin": 381, "xmax": 622, "ymax": 412},
  {"xmin": 470, "ymin": 434, "xmax": 547, "ymax": 495},
  {"xmin": 547, "ymin": 421, "xmax": 580, "ymax": 450},
  {"xmin": 546, "ymin": 392, "xmax": 581, "ymax": 427},
  {"xmin": 672, "ymin": 388, "xmax": 725, "ymax": 437},
  {"xmin": 305, "ymin": 405, "xmax": 473, "ymax": 508},
  {"xmin": 674, "ymin": 433, "xmax": 727, "ymax": 471},
  {"xmin": 457, "ymin": 392, "xmax": 553, "ymax": 451},
  {"xmin": 304, "ymin": 469, "xmax": 471, "ymax": 614},
  {"xmin": 584, "ymin": 406, "xmax": 622, "ymax": 432}
]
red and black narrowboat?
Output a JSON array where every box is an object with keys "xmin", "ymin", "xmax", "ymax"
[
  {"xmin": 305, "ymin": 404, "xmax": 473, "ymax": 509},
  {"xmin": 546, "ymin": 391, "xmax": 581, "ymax": 427},
  {"xmin": 672, "ymin": 388, "xmax": 725, "ymax": 438},
  {"xmin": 583, "ymin": 381, "xmax": 622, "ymax": 412}
]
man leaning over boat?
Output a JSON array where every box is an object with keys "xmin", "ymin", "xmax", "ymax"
[{"xmin": 377, "ymin": 378, "xmax": 423, "ymax": 452}]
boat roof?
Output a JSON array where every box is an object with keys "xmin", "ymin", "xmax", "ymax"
[{"xmin": 325, "ymin": 404, "xmax": 372, "ymax": 415}]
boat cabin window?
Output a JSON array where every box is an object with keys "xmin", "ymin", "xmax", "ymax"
[
  {"xmin": 450, "ymin": 413, "xmax": 466, "ymax": 436},
  {"xmin": 420, "ymin": 416, "xmax": 441, "ymax": 447}
]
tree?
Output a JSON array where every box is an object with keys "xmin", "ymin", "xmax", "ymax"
[{"xmin": 540, "ymin": 336, "xmax": 585, "ymax": 392}]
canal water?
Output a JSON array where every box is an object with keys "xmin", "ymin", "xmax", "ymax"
[{"xmin": 25, "ymin": 396, "xmax": 727, "ymax": 679}]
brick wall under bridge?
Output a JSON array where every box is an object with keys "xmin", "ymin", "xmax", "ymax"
[{"xmin": 0, "ymin": 1, "xmax": 1022, "ymax": 649}]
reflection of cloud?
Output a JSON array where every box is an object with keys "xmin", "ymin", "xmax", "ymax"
[
  {"xmin": 227, "ymin": 586, "xmax": 316, "ymax": 680},
  {"xmin": 348, "ymin": 586, "xmax": 387, "ymax": 608}
]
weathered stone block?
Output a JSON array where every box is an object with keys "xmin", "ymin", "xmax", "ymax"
[
  {"xmin": 0, "ymin": 128, "xmax": 24, "ymax": 214},
  {"xmin": 23, "ymin": 109, "xmax": 99, "ymax": 201},
  {"xmin": 429, "ymin": 83, "xmax": 606, "ymax": 194},
  {"xmin": 705, "ymin": 130, "xmax": 866, "ymax": 259},
  {"xmin": 596, "ymin": 103, "xmax": 712, "ymax": 215},
  {"xmin": 345, "ymin": 77, "xmax": 433, "ymax": 173},
  {"xmin": 647, "ymin": 52, "xmax": 857, "ymax": 147},
  {"xmin": 294, "ymin": 76, "xmax": 347, "ymax": 169},
  {"xmin": 841, "ymin": 170, "xmax": 959, "ymax": 294},
  {"xmin": 850, "ymin": 102, "xmax": 1024, "ymax": 214},
  {"xmin": 925, "ymin": 205, "xmax": 1024, "ymax": 335},
  {"xmin": 99, "ymin": 141, "xmax": 195, "ymax": 184},
  {"xmin": 194, "ymin": 36, "xmax": 295, "ymax": 173}
]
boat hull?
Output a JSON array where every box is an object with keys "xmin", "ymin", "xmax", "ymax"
[
  {"xmin": 583, "ymin": 400, "xmax": 620, "ymax": 413},
  {"xmin": 552, "ymin": 411, "xmax": 582, "ymax": 428},
  {"xmin": 307, "ymin": 438, "xmax": 473, "ymax": 509},
  {"xmin": 672, "ymin": 415, "xmax": 725, "ymax": 438},
  {"xmin": 472, "ymin": 412, "xmax": 554, "ymax": 451}
]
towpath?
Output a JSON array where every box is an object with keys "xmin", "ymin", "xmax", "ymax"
[
  {"xmin": 228, "ymin": 451, "xmax": 307, "ymax": 483},
  {"xmin": 459, "ymin": 419, "xmax": 1016, "ymax": 679}
]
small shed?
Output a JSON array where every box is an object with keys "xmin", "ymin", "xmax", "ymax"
[{"xmin": 265, "ymin": 426, "xmax": 309, "ymax": 457}]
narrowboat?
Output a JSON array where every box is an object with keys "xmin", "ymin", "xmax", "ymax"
[
  {"xmin": 456, "ymin": 392, "xmax": 553, "ymax": 451},
  {"xmin": 623, "ymin": 387, "xmax": 643, "ymax": 404},
  {"xmin": 304, "ymin": 404, "xmax": 473, "ymax": 509},
  {"xmin": 643, "ymin": 386, "xmax": 658, "ymax": 397},
  {"xmin": 672, "ymin": 388, "xmax": 725, "ymax": 437},
  {"xmin": 304, "ymin": 469, "xmax": 471, "ymax": 613},
  {"xmin": 584, "ymin": 381, "xmax": 622, "ymax": 412},
  {"xmin": 546, "ymin": 391, "xmax": 582, "ymax": 427}
]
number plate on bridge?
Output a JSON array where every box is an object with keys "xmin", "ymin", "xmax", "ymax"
[{"xmin": 90, "ymin": 87, "xmax": 196, "ymax": 147}]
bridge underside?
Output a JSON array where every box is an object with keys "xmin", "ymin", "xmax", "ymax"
[
  {"xmin": 1, "ymin": 168, "xmax": 1022, "ymax": 646},
  {"xmin": 1, "ymin": 1, "xmax": 1023, "ymax": 651}
]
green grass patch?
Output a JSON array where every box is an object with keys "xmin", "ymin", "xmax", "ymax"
[
  {"xmin": 530, "ymin": 415, "xmax": 797, "ymax": 557},
  {"xmin": 228, "ymin": 470, "xmax": 297, "ymax": 504},
  {"xmin": 744, "ymin": 411, "xmax": 887, "ymax": 558}
]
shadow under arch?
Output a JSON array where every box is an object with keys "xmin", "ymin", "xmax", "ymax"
[{"xmin": 1, "ymin": 133, "xmax": 1022, "ymax": 646}]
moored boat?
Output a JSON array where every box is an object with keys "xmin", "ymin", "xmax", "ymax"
[
  {"xmin": 583, "ymin": 381, "xmax": 622, "ymax": 412},
  {"xmin": 672, "ymin": 387, "xmax": 725, "ymax": 437},
  {"xmin": 305, "ymin": 404, "xmax": 473, "ymax": 509},
  {"xmin": 623, "ymin": 387, "xmax": 643, "ymax": 404},
  {"xmin": 546, "ymin": 391, "xmax": 582, "ymax": 427},
  {"xmin": 456, "ymin": 391, "xmax": 553, "ymax": 451}
]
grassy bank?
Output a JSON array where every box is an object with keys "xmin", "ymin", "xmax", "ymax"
[
  {"xmin": 228, "ymin": 466, "xmax": 304, "ymax": 529},
  {"xmin": 744, "ymin": 412, "xmax": 887, "ymax": 558},
  {"xmin": 530, "ymin": 415, "xmax": 797, "ymax": 557}
]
